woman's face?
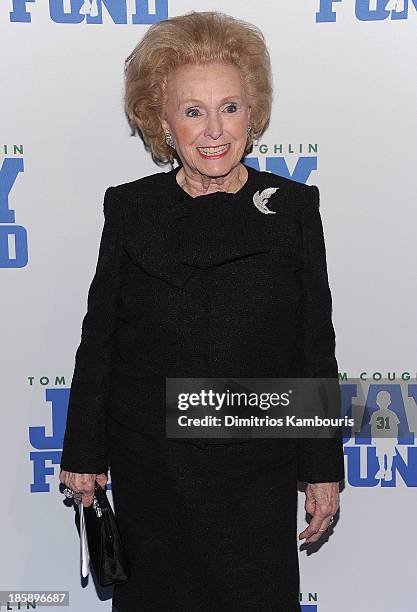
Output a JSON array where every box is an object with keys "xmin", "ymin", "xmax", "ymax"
[{"xmin": 160, "ymin": 61, "xmax": 251, "ymax": 178}]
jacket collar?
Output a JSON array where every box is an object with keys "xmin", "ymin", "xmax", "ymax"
[{"xmin": 124, "ymin": 165, "xmax": 275, "ymax": 288}]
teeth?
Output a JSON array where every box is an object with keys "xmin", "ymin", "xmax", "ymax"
[{"xmin": 198, "ymin": 144, "xmax": 229, "ymax": 155}]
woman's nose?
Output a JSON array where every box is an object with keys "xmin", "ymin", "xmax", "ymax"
[{"xmin": 204, "ymin": 112, "xmax": 223, "ymax": 140}]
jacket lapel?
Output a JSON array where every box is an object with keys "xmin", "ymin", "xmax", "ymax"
[{"xmin": 123, "ymin": 169, "xmax": 275, "ymax": 288}]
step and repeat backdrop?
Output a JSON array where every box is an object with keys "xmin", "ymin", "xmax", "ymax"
[{"xmin": 1, "ymin": 1, "xmax": 416, "ymax": 611}]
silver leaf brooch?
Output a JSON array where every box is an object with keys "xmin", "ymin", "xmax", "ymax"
[{"xmin": 252, "ymin": 187, "xmax": 279, "ymax": 214}]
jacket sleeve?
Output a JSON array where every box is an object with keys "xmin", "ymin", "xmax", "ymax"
[
  {"xmin": 60, "ymin": 186, "xmax": 128, "ymax": 474},
  {"xmin": 293, "ymin": 185, "xmax": 345, "ymax": 484}
]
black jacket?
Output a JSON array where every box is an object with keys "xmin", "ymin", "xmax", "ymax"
[{"xmin": 60, "ymin": 164, "xmax": 345, "ymax": 484}]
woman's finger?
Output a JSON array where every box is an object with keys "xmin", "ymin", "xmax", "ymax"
[
  {"xmin": 299, "ymin": 510, "xmax": 336, "ymax": 543},
  {"xmin": 299, "ymin": 520, "xmax": 327, "ymax": 544},
  {"xmin": 299, "ymin": 512, "xmax": 325, "ymax": 543},
  {"xmin": 95, "ymin": 473, "xmax": 108, "ymax": 488},
  {"xmin": 81, "ymin": 492, "xmax": 94, "ymax": 507},
  {"xmin": 60, "ymin": 471, "xmax": 108, "ymax": 509},
  {"xmin": 60, "ymin": 471, "xmax": 96, "ymax": 498}
]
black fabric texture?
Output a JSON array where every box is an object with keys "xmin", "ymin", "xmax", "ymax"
[
  {"xmin": 108, "ymin": 416, "xmax": 302, "ymax": 612},
  {"xmin": 60, "ymin": 164, "xmax": 345, "ymax": 484}
]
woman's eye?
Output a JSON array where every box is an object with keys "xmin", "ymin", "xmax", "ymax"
[
  {"xmin": 224, "ymin": 103, "xmax": 237, "ymax": 113},
  {"xmin": 185, "ymin": 108, "xmax": 201, "ymax": 117}
]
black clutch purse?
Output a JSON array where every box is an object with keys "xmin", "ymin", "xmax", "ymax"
[{"xmin": 75, "ymin": 480, "xmax": 129, "ymax": 587}]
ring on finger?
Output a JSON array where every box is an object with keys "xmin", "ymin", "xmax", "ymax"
[{"xmin": 318, "ymin": 519, "xmax": 334, "ymax": 533}]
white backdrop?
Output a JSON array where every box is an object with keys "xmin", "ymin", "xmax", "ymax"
[{"xmin": 1, "ymin": 1, "xmax": 416, "ymax": 610}]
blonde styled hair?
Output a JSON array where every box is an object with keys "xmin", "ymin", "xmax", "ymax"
[{"xmin": 124, "ymin": 10, "xmax": 273, "ymax": 165}]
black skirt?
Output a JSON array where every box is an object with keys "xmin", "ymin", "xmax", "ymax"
[{"xmin": 108, "ymin": 416, "xmax": 302, "ymax": 612}]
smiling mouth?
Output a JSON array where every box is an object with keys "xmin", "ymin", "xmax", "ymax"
[{"xmin": 197, "ymin": 144, "xmax": 231, "ymax": 157}]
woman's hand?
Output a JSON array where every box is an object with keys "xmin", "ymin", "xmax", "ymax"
[
  {"xmin": 59, "ymin": 470, "xmax": 108, "ymax": 507},
  {"xmin": 298, "ymin": 482, "xmax": 340, "ymax": 545}
]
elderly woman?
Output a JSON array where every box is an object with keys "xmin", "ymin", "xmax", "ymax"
[{"xmin": 59, "ymin": 10, "xmax": 344, "ymax": 612}]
